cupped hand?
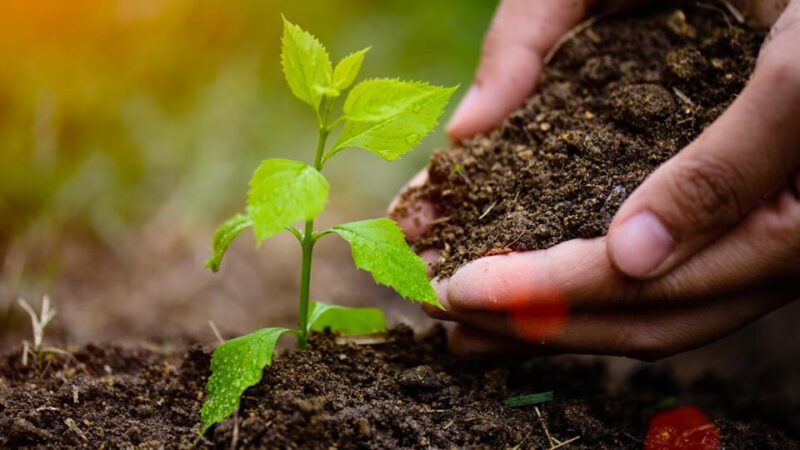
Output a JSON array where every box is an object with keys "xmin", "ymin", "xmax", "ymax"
[{"xmin": 390, "ymin": 0, "xmax": 800, "ymax": 360}]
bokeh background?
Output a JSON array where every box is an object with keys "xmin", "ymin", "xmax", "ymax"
[{"xmin": 0, "ymin": 0, "xmax": 495, "ymax": 345}]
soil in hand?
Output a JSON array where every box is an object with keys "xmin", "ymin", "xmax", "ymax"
[
  {"xmin": 1, "ymin": 327, "xmax": 796, "ymax": 448},
  {"xmin": 399, "ymin": 5, "xmax": 765, "ymax": 277}
]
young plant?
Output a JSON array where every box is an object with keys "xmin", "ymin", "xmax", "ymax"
[
  {"xmin": 199, "ymin": 18, "xmax": 456, "ymax": 433},
  {"xmin": 17, "ymin": 295, "xmax": 70, "ymax": 369}
]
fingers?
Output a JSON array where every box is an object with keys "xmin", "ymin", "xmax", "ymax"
[
  {"xmin": 387, "ymin": 169, "xmax": 437, "ymax": 240},
  {"xmin": 606, "ymin": 7, "xmax": 800, "ymax": 279},
  {"xmin": 446, "ymin": 0, "xmax": 588, "ymax": 141},
  {"xmin": 446, "ymin": 285, "xmax": 795, "ymax": 360},
  {"xmin": 440, "ymin": 177, "xmax": 800, "ymax": 312},
  {"xmin": 449, "ymin": 325, "xmax": 532, "ymax": 357}
]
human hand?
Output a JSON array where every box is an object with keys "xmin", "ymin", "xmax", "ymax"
[{"xmin": 391, "ymin": 0, "xmax": 800, "ymax": 360}]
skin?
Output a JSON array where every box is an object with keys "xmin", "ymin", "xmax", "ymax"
[{"xmin": 389, "ymin": 0, "xmax": 800, "ymax": 360}]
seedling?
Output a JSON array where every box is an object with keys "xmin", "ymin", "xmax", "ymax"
[
  {"xmin": 199, "ymin": 18, "xmax": 455, "ymax": 433},
  {"xmin": 17, "ymin": 295, "xmax": 70, "ymax": 369}
]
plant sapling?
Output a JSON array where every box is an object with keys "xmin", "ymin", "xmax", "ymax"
[{"xmin": 199, "ymin": 17, "xmax": 456, "ymax": 433}]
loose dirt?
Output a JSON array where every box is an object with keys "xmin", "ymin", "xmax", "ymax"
[
  {"xmin": 399, "ymin": 5, "xmax": 765, "ymax": 277},
  {"xmin": 1, "ymin": 327, "xmax": 796, "ymax": 448}
]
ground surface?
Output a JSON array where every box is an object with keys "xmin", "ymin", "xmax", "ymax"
[
  {"xmin": 0, "ymin": 327, "xmax": 797, "ymax": 449},
  {"xmin": 401, "ymin": 5, "xmax": 765, "ymax": 277}
]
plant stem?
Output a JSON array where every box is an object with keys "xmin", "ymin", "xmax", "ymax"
[
  {"xmin": 297, "ymin": 121, "xmax": 330, "ymax": 348},
  {"xmin": 297, "ymin": 220, "xmax": 315, "ymax": 348}
]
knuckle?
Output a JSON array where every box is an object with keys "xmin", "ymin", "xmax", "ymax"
[
  {"xmin": 760, "ymin": 188, "xmax": 800, "ymax": 257},
  {"xmin": 664, "ymin": 155, "xmax": 746, "ymax": 238}
]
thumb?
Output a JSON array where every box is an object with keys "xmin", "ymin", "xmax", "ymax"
[
  {"xmin": 446, "ymin": 0, "xmax": 588, "ymax": 142},
  {"xmin": 607, "ymin": 4, "xmax": 800, "ymax": 279}
]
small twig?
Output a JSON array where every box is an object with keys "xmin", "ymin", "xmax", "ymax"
[
  {"xmin": 672, "ymin": 88, "xmax": 696, "ymax": 108},
  {"xmin": 544, "ymin": 16, "xmax": 599, "ymax": 65},
  {"xmin": 209, "ymin": 320, "xmax": 225, "ymax": 345},
  {"xmin": 64, "ymin": 418, "xmax": 88, "ymax": 442},
  {"xmin": 420, "ymin": 407, "xmax": 448, "ymax": 413},
  {"xmin": 719, "ymin": 0, "xmax": 746, "ymax": 23},
  {"xmin": 535, "ymin": 406, "xmax": 555, "ymax": 446},
  {"xmin": 443, "ymin": 420, "xmax": 454, "ymax": 430},
  {"xmin": 549, "ymin": 435, "xmax": 581, "ymax": 450},
  {"xmin": 478, "ymin": 201, "xmax": 497, "ymax": 220},
  {"xmin": 428, "ymin": 216, "xmax": 452, "ymax": 225},
  {"xmin": 231, "ymin": 409, "xmax": 240, "ymax": 450},
  {"xmin": 622, "ymin": 431, "xmax": 643, "ymax": 443},
  {"xmin": 695, "ymin": 2, "xmax": 733, "ymax": 27},
  {"xmin": 510, "ymin": 429, "xmax": 533, "ymax": 450}
]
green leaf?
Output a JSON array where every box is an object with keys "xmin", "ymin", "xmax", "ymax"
[
  {"xmin": 200, "ymin": 327, "xmax": 291, "ymax": 433},
  {"xmin": 504, "ymin": 391, "xmax": 554, "ymax": 408},
  {"xmin": 332, "ymin": 47, "xmax": 369, "ymax": 91},
  {"xmin": 204, "ymin": 214, "xmax": 253, "ymax": 272},
  {"xmin": 281, "ymin": 17, "xmax": 332, "ymax": 109},
  {"xmin": 247, "ymin": 159, "xmax": 329, "ymax": 244},
  {"xmin": 307, "ymin": 300, "xmax": 386, "ymax": 335},
  {"xmin": 327, "ymin": 80, "xmax": 457, "ymax": 161},
  {"xmin": 331, "ymin": 218, "xmax": 440, "ymax": 307}
]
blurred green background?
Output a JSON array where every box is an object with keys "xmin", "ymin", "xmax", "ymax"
[
  {"xmin": 0, "ymin": 0, "xmax": 495, "ymax": 271},
  {"xmin": 0, "ymin": 0, "xmax": 496, "ymax": 342}
]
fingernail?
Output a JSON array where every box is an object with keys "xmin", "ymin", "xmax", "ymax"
[
  {"xmin": 445, "ymin": 85, "xmax": 479, "ymax": 137},
  {"xmin": 610, "ymin": 211, "xmax": 674, "ymax": 277}
]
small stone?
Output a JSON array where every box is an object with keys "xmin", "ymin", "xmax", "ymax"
[
  {"xmin": 665, "ymin": 10, "xmax": 696, "ymax": 38},
  {"xmin": 517, "ymin": 149, "xmax": 534, "ymax": 160},
  {"xmin": 539, "ymin": 122, "xmax": 551, "ymax": 132},
  {"xmin": 358, "ymin": 417, "xmax": 372, "ymax": 437},
  {"xmin": 399, "ymin": 365, "xmax": 441, "ymax": 390}
]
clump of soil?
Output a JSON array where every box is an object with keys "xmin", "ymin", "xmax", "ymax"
[
  {"xmin": 400, "ymin": 6, "xmax": 765, "ymax": 277},
  {"xmin": 1, "ymin": 328, "xmax": 796, "ymax": 448}
]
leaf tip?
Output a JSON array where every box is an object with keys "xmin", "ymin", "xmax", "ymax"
[{"xmin": 204, "ymin": 258, "xmax": 221, "ymax": 273}]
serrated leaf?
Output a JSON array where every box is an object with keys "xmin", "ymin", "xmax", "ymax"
[
  {"xmin": 204, "ymin": 214, "xmax": 253, "ymax": 272},
  {"xmin": 307, "ymin": 300, "xmax": 386, "ymax": 335},
  {"xmin": 200, "ymin": 327, "xmax": 290, "ymax": 433},
  {"xmin": 328, "ymin": 80, "xmax": 457, "ymax": 161},
  {"xmin": 332, "ymin": 47, "xmax": 369, "ymax": 91},
  {"xmin": 331, "ymin": 218, "xmax": 440, "ymax": 307},
  {"xmin": 281, "ymin": 17, "xmax": 332, "ymax": 109},
  {"xmin": 247, "ymin": 159, "xmax": 329, "ymax": 244}
]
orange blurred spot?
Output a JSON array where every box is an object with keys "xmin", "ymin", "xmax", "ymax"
[
  {"xmin": 645, "ymin": 406, "xmax": 720, "ymax": 450},
  {"xmin": 503, "ymin": 270, "xmax": 568, "ymax": 341}
]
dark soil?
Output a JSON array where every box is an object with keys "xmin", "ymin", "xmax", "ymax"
[
  {"xmin": 1, "ymin": 327, "xmax": 797, "ymax": 449},
  {"xmin": 399, "ymin": 5, "xmax": 766, "ymax": 277}
]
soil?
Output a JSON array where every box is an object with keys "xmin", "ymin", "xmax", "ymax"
[
  {"xmin": 1, "ymin": 327, "xmax": 797, "ymax": 449},
  {"xmin": 399, "ymin": 5, "xmax": 766, "ymax": 277}
]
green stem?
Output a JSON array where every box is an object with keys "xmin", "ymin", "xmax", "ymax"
[
  {"xmin": 297, "ymin": 220, "xmax": 315, "ymax": 348},
  {"xmin": 297, "ymin": 119, "xmax": 330, "ymax": 348}
]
